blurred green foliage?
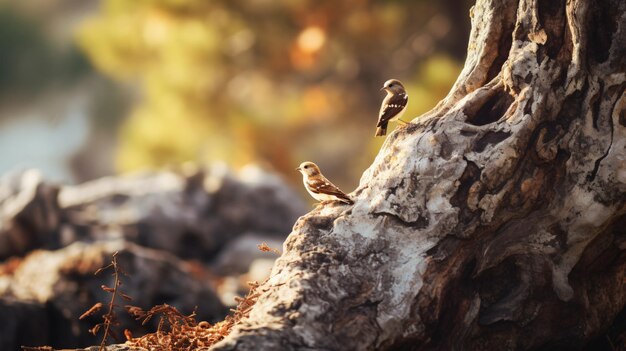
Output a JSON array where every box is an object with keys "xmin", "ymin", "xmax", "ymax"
[
  {"xmin": 79, "ymin": 0, "xmax": 470, "ymax": 187},
  {"xmin": 0, "ymin": 4, "xmax": 90, "ymax": 103}
]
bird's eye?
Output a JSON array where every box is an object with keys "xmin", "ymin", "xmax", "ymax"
[
  {"xmin": 304, "ymin": 165, "xmax": 308, "ymax": 169},
  {"xmin": 388, "ymin": 83, "xmax": 393, "ymax": 87}
]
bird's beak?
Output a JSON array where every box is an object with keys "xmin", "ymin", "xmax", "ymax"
[
  {"xmin": 380, "ymin": 87, "xmax": 386, "ymax": 91},
  {"xmin": 295, "ymin": 167, "xmax": 301, "ymax": 171}
]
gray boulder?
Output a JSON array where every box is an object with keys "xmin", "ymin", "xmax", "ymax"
[{"xmin": 0, "ymin": 241, "xmax": 225, "ymax": 349}]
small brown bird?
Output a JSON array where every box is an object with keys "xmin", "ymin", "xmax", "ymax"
[
  {"xmin": 296, "ymin": 161, "xmax": 353, "ymax": 205},
  {"xmin": 375, "ymin": 79, "xmax": 409, "ymax": 136}
]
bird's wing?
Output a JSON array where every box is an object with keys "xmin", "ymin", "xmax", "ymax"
[
  {"xmin": 307, "ymin": 177, "xmax": 351, "ymax": 201},
  {"xmin": 377, "ymin": 93, "xmax": 408, "ymax": 127}
]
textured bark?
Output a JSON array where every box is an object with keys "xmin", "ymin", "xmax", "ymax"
[{"xmin": 212, "ymin": 0, "xmax": 626, "ymax": 350}]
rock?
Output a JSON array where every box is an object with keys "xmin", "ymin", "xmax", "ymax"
[
  {"xmin": 0, "ymin": 163, "xmax": 306, "ymax": 349},
  {"xmin": 1, "ymin": 241, "xmax": 226, "ymax": 349},
  {"xmin": 246, "ymin": 258, "xmax": 276, "ymax": 284},
  {"xmin": 57, "ymin": 164, "xmax": 304, "ymax": 260},
  {"xmin": 214, "ymin": 256, "xmax": 279, "ymax": 307},
  {"xmin": 0, "ymin": 164, "xmax": 305, "ymax": 262},
  {"xmin": 0, "ymin": 169, "xmax": 60, "ymax": 260},
  {"xmin": 0, "ymin": 297, "xmax": 50, "ymax": 351},
  {"xmin": 211, "ymin": 232, "xmax": 283, "ymax": 275}
]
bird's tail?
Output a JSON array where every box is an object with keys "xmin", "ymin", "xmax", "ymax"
[
  {"xmin": 339, "ymin": 196, "xmax": 354, "ymax": 205},
  {"xmin": 375, "ymin": 123, "xmax": 387, "ymax": 137}
]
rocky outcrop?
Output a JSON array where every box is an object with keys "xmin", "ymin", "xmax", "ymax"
[
  {"xmin": 0, "ymin": 169, "xmax": 61, "ymax": 260},
  {"xmin": 58, "ymin": 164, "xmax": 305, "ymax": 261},
  {"xmin": 0, "ymin": 164, "xmax": 306, "ymax": 350},
  {"xmin": 0, "ymin": 298, "xmax": 49, "ymax": 350},
  {"xmin": 0, "ymin": 241, "xmax": 225, "ymax": 349},
  {"xmin": 0, "ymin": 164, "xmax": 305, "ymax": 262}
]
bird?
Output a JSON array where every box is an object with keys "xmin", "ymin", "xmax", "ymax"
[
  {"xmin": 295, "ymin": 161, "xmax": 354, "ymax": 205},
  {"xmin": 375, "ymin": 79, "xmax": 409, "ymax": 136}
]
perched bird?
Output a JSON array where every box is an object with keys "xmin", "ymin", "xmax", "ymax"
[
  {"xmin": 296, "ymin": 161, "xmax": 353, "ymax": 205},
  {"xmin": 375, "ymin": 79, "xmax": 409, "ymax": 136}
]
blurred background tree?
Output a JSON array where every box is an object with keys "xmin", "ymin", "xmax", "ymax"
[
  {"xmin": 78, "ymin": 0, "xmax": 472, "ymax": 190},
  {"xmin": 0, "ymin": 0, "xmax": 130, "ymax": 182},
  {"xmin": 0, "ymin": 0, "xmax": 472, "ymax": 192}
]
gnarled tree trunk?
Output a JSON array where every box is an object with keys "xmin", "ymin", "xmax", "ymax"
[{"xmin": 212, "ymin": 0, "xmax": 626, "ymax": 349}]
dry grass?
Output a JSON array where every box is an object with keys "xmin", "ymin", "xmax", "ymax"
[
  {"xmin": 123, "ymin": 242, "xmax": 278, "ymax": 349},
  {"xmin": 125, "ymin": 280, "xmax": 263, "ymax": 350}
]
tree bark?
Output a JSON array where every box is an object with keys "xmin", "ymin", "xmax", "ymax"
[{"xmin": 212, "ymin": 0, "xmax": 626, "ymax": 350}]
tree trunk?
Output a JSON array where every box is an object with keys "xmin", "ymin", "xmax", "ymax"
[{"xmin": 212, "ymin": 0, "xmax": 626, "ymax": 350}]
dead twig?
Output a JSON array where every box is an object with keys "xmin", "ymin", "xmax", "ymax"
[
  {"xmin": 80, "ymin": 251, "xmax": 130, "ymax": 351},
  {"xmin": 257, "ymin": 242, "xmax": 281, "ymax": 255}
]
